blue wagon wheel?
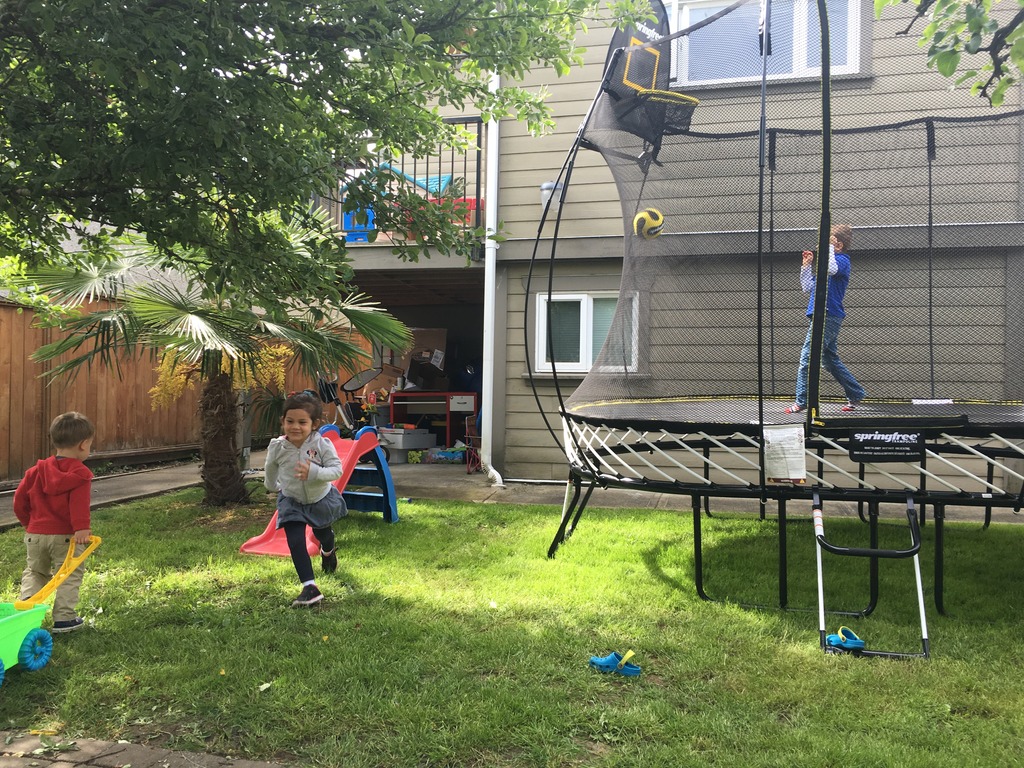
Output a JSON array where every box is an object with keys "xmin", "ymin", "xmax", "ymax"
[
  {"xmin": 18, "ymin": 628, "xmax": 53, "ymax": 671},
  {"xmin": 0, "ymin": 658, "xmax": 5, "ymax": 687}
]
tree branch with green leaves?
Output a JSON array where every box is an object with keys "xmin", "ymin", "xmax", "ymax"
[{"xmin": 877, "ymin": 0, "xmax": 1024, "ymax": 105}]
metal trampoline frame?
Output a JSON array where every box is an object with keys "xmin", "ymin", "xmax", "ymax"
[{"xmin": 547, "ymin": 411, "xmax": 1024, "ymax": 617}]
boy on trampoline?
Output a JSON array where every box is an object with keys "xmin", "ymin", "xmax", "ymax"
[
  {"xmin": 264, "ymin": 391, "xmax": 347, "ymax": 607},
  {"xmin": 785, "ymin": 223, "xmax": 866, "ymax": 414}
]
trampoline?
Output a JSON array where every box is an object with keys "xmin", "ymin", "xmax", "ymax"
[{"xmin": 533, "ymin": 0, "xmax": 1024, "ymax": 633}]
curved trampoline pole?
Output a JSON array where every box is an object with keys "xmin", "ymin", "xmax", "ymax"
[{"xmin": 525, "ymin": 54, "xmax": 616, "ymax": 484}]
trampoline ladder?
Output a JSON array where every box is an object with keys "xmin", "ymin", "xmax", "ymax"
[{"xmin": 813, "ymin": 493, "xmax": 930, "ymax": 659}]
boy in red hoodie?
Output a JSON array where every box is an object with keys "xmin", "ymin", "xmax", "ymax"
[{"xmin": 14, "ymin": 411, "xmax": 95, "ymax": 633}]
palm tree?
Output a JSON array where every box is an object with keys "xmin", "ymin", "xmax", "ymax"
[{"xmin": 7, "ymin": 214, "xmax": 411, "ymax": 506}]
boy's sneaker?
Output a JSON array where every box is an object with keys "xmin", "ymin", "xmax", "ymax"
[
  {"xmin": 291, "ymin": 584, "xmax": 323, "ymax": 608},
  {"xmin": 784, "ymin": 403, "xmax": 805, "ymax": 414},
  {"xmin": 52, "ymin": 617, "xmax": 84, "ymax": 633},
  {"xmin": 841, "ymin": 400, "xmax": 862, "ymax": 412},
  {"xmin": 321, "ymin": 548, "xmax": 338, "ymax": 574}
]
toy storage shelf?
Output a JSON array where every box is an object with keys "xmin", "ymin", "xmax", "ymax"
[{"xmin": 389, "ymin": 392, "xmax": 477, "ymax": 448}]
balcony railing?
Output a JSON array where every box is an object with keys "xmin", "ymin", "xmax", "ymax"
[{"xmin": 315, "ymin": 116, "xmax": 484, "ymax": 257}]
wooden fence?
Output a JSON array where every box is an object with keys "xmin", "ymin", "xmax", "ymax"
[{"xmin": 0, "ymin": 301, "xmax": 314, "ymax": 483}]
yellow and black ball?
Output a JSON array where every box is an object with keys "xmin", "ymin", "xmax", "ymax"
[{"xmin": 632, "ymin": 208, "xmax": 665, "ymax": 239}]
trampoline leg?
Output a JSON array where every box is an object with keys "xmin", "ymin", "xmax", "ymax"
[
  {"xmin": 547, "ymin": 476, "xmax": 596, "ymax": 558},
  {"xmin": 702, "ymin": 446, "xmax": 714, "ymax": 518},
  {"xmin": 984, "ymin": 464, "xmax": 994, "ymax": 529},
  {"xmin": 778, "ymin": 497, "xmax": 788, "ymax": 609},
  {"xmin": 567, "ymin": 482, "xmax": 596, "ymax": 538},
  {"xmin": 692, "ymin": 493, "xmax": 789, "ymax": 609},
  {"xmin": 866, "ymin": 501, "xmax": 880, "ymax": 616},
  {"xmin": 692, "ymin": 494, "xmax": 711, "ymax": 602},
  {"xmin": 934, "ymin": 502, "xmax": 946, "ymax": 615},
  {"xmin": 547, "ymin": 478, "xmax": 582, "ymax": 558}
]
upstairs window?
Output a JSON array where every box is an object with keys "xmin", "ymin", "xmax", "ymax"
[{"xmin": 669, "ymin": 0, "xmax": 861, "ymax": 86}]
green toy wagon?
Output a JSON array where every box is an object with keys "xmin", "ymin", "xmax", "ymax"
[
  {"xmin": 0, "ymin": 536, "xmax": 101, "ymax": 688},
  {"xmin": 0, "ymin": 603, "xmax": 53, "ymax": 686}
]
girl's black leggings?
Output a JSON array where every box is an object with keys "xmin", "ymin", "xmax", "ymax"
[{"xmin": 282, "ymin": 521, "xmax": 335, "ymax": 583}]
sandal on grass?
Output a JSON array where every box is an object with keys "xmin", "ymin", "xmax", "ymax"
[
  {"xmin": 826, "ymin": 626, "xmax": 866, "ymax": 651},
  {"xmin": 589, "ymin": 651, "xmax": 623, "ymax": 673},
  {"xmin": 589, "ymin": 649, "xmax": 642, "ymax": 677}
]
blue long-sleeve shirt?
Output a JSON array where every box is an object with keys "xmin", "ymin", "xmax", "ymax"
[{"xmin": 801, "ymin": 245, "xmax": 851, "ymax": 320}]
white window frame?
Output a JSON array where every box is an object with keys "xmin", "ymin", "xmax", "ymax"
[
  {"xmin": 534, "ymin": 292, "xmax": 638, "ymax": 374},
  {"xmin": 666, "ymin": 0, "xmax": 861, "ymax": 87}
]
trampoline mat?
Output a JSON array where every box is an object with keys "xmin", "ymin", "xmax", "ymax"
[{"xmin": 565, "ymin": 397, "xmax": 1024, "ymax": 438}]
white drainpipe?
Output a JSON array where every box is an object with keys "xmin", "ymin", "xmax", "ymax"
[{"xmin": 482, "ymin": 71, "xmax": 505, "ymax": 487}]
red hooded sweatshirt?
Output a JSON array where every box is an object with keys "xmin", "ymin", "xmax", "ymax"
[{"xmin": 13, "ymin": 456, "xmax": 93, "ymax": 535}]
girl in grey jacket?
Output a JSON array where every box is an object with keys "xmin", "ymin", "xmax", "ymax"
[{"xmin": 264, "ymin": 391, "xmax": 347, "ymax": 606}]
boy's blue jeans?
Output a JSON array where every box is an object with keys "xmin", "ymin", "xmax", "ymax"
[{"xmin": 794, "ymin": 315, "xmax": 866, "ymax": 407}]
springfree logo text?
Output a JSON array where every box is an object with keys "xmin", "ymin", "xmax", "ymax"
[
  {"xmin": 635, "ymin": 22, "xmax": 663, "ymax": 41},
  {"xmin": 854, "ymin": 431, "xmax": 921, "ymax": 443},
  {"xmin": 849, "ymin": 429, "xmax": 925, "ymax": 462}
]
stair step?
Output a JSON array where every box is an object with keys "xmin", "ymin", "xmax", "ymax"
[{"xmin": 343, "ymin": 489, "xmax": 386, "ymax": 512}]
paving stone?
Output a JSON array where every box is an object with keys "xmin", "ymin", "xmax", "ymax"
[
  {"xmin": 0, "ymin": 733, "xmax": 292, "ymax": 768},
  {"xmin": 0, "ymin": 733, "xmax": 47, "ymax": 756},
  {"xmin": 158, "ymin": 753, "xmax": 225, "ymax": 767},
  {"xmin": 41, "ymin": 740, "xmax": 118, "ymax": 765},
  {"xmin": 89, "ymin": 743, "xmax": 173, "ymax": 768},
  {"xmin": 0, "ymin": 756, "xmax": 50, "ymax": 768},
  {"xmin": 149, "ymin": 753, "xmax": 287, "ymax": 768}
]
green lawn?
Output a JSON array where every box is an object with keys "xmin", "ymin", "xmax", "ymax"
[{"xmin": 2, "ymin": 484, "xmax": 1024, "ymax": 767}]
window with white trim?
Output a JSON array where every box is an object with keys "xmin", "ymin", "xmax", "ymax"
[
  {"xmin": 668, "ymin": 0, "xmax": 861, "ymax": 86},
  {"xmin": 535, "ymin": 292, "xmax": 636, "ymax": 373}
]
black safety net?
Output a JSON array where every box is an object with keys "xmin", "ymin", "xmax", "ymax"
[{"xmin": 560, "ymin": 0, "xmax": 1024, "ymax": 438}]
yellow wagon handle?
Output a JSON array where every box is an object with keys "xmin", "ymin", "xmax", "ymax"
[{"xmin": 14, "ymin": 535, "xmax": 102, "ymax": 610}]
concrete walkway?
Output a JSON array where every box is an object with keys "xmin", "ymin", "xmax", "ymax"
[
  {"xmin": 0, "ymin": 730, "xmax": 286, "ymax": 768},
  {"xmin": 0, "ymin": 449, "xmax": 702, "ymax": 533}
]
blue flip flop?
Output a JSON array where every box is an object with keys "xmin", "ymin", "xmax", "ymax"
[
  {"xmin": 589, "ymin": 649, "xmax": 642, "ymax": 677},
  {"xmin": 826, "ymin": 626, "xmax": 866, "ymax": 651}
]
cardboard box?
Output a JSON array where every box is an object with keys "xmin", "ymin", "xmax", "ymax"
[{"xmin": 398, "ymin": 328, "xmax": 448, "ymax": 374}]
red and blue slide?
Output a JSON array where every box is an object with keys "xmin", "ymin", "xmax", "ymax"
[{"xmin": 241, "ymin": 426, "xmax": 398, "ymax": 557}]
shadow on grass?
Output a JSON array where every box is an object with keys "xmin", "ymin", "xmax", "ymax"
[{"xmin": 638, "ymin": 504, "xmax": 1024, "ymax": 627}]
